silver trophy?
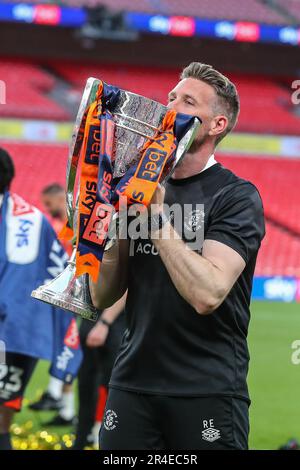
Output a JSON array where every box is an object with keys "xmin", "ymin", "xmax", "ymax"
[{"xmin": 31, "ymin": 78, "xmax": 200, "ymax": 321}]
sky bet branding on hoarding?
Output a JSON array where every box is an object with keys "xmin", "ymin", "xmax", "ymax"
[
  {"xmin": 0, "ymin": 3, "xmax": 299, "ymax": 47},
  {"xmin": 252, "ymin": 277, "xmax": 300, "ymax": 303},
  {"xmin": 126, "ymin": 12, "xmax": 300, "ymax": 46},
  {"xmin": 0, "ymin": 2, "xmax": 85, "ymax": 26}
]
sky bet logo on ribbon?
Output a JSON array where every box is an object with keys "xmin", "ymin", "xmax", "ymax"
[
  {"xmin": 85, "ymin": 125, "xmax": 100, "ymax": 165},
  {"xmin": 82, "ymin": 202, "xmax": 113, "ymax": 246},
  {"xmin": 137, "ymin": 148, "xmax": 167, "ymax": 182}
]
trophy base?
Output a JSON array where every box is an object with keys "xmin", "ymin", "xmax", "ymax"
[{"xmin": 31, "ymin": 288, "xmax": 99, "ymax": 322}]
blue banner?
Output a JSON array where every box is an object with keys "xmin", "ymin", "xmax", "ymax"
[
  {"xmin": 252, "ymin": 276, "xmax": 300, "ymax": 302},
  {"xmin": 0, "ymin": 3, "xmax": 299, "ymax": 47},
  {"xmin": 0, "ymin": 2, "xmax": 85, "ymax": 27}
]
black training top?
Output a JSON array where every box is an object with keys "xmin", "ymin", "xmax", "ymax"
[{"xmin": 109, "ymin": 162, "xmax": 265, "ymax": 403}]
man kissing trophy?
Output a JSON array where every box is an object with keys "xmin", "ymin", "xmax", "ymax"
[{"xmin": 32, "ymin": 77, "xmax": 200, "ymax": 320}]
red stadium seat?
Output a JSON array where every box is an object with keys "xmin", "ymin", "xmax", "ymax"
[
  {"xmin": 219, "ymin": 154, "xmax": 300, "ymax": 277},
  {"xmin": 218, "ymin": 155, "xmax": 300, "ymax": 235},
  {"xmin": 1, "ymin": 59, "xmax": 299, "ymax": 135},
  {"xmin": 0, "ymin": 60, "xmax": 70, "ymax": 121},
  {"xmin": 1, "ymin": 141, "xmax": 68, "ymax": 211},
  {"xmin": 51, "ymin": 62, "xmax": 300, "ymax": 135},
  {"xmin": 275, "ymin": 0, "xmax": 300, "ymax": 24},
  {"xmin": 255, "ymin": 223, "xmax": 300, "ymax": 277}
]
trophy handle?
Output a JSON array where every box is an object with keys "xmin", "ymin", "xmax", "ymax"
[{"xmin": 162, "ymin": 117, "xmax": 201, "ymax": 186}]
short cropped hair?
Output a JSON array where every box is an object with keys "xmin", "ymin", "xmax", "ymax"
[
  {"xmin": 181, "ymin": 62, "xmax": 240, "ymax": 144},
  {"xmin": 42, "ymin": 183, "xmax": 65, "ymax": 196}
]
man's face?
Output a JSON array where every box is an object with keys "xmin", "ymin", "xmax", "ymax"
[
  {"xmin": 167, "ymin": 77, "xmax": 222, "ymax": 153},
  {"xmin": 42, "ymin": 192, "xmax": 66, "ymax": 219}
]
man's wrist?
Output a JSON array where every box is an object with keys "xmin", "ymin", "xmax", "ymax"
[{"xmin": 98, "ymin": 317, "xmax": 111, "ymax": 328}]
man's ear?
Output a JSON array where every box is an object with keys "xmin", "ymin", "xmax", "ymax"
[{"xmin": 208, "ymin": 115, "xmax": 228, "ymax": 138}]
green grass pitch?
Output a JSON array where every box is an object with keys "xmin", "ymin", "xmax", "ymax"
[{"xmin": 13, "ymin": 301, "xmax": 300, "ymax": 450}]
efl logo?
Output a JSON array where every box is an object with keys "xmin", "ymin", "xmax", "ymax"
[
  {"xmin": 83, "ymin": 202, "xmax": 113, "ymax": 245},
  {"xmin": 137, "ymin": 148, "xmax": 167, "ymax": 182}
]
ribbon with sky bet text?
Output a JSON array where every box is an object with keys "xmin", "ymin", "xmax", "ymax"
[{"xmin": 74, "ymin": 81, "xmax": 196, "ymax": 283}]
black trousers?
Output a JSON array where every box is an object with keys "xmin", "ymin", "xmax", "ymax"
[
  {"xmin": 99, "ymin": 388, "xmax": 249, "ymax": 450},
  {"xmin": 73, "ymin": 315, "xmax": 125, "ymax": 449}
]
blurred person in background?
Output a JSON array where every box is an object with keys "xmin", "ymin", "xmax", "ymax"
[
  {"xmin": 38, "ymin": 187, "xmax": 126, "ymax": 445},
  {"xmin": 73, "ymin": 293, "xmax": 126, "ymax": 450},
  {"xmin": 41, "ymin": 183, "xmax": 73, "ymax": 256},
  {"xmin": 0, "ymin": 148, "xmax": 82, "ymax": 450},
  {"xmin": 29, "ymin": 184, "xmax": 75, "ymax": 426}
]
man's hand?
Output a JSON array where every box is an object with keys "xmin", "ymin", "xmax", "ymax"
[
  {"xmin": 149, "ymin": 184, "xmax": 166, "ymax": 215},
  {"xmin": 86, "ymin": 322, "xmax": 109, "ymax": 348}
]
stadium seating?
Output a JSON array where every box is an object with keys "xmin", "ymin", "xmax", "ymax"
[
  {"xmin": 1, "ymin": 58, "xmax": 299, "ymax": 134},
  {"xmin": 52, "ymin": 62, "xmax": 300, "ymax": 135},
  {"xmin": 255, "ymin": 222, "xmax": 300, "ymax": 277},
  {"xmin": 218, "ymin": 155, "xmax": 300, "ymax": 235},
  {"xmin": 275, "ymin": 0, "xmax": 300, "ymax": 23},
  {"xmin": 2, "ymin": 141, "xmax": 68, "ymax": 211},
  {"xmin": 215, "ymin": 154, "xmax": 300, "ymax": 277},
  {"xmin": 0, "ymin": 60, "xmax": 70, "ymax": 121},
  {"xmin": 227, "ymin": 73, "xmax": 300, "ymax": 135},
  {"xmin": 149, "ymin": 0, "xmax": 287, "ymax": 25},
  {"xmin": 218, "ymin": 154, "xmax": 300, "ymax": 276},
  {"xmin": 5, "ymin": 0, "xmax": 295, "ymax": 25}
]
